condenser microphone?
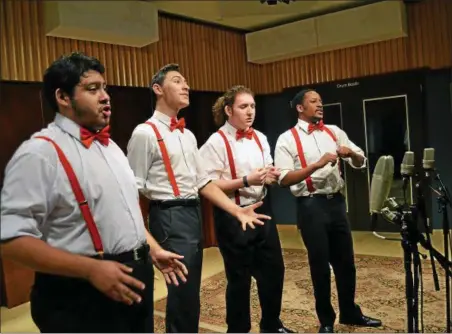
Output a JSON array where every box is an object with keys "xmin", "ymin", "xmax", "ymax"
[
  {"xmin": 400, "ymin": 151, "xmax": 415, "ymax": 177},
  {"xmin": 422, "ymin": 148, "xmax": 435, "ymax": 177},
  {"xmin": 369, "ymin": 155, "xmax": 394, "ymax": 232}
]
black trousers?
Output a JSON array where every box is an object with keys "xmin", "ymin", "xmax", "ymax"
[
  {"xmin": 214, "ymin": 202, "xmax": 285, "ymax": 333},
  {"xmin": 30, "ymin": 256, "xmax": 155, "ymax": 333},
  {"xmin": 149, "ymin": 200, "xmax": 203, "ymax": 333},
  {"xmin": 297, "ymin": 193, "xmax": 362, "ymax": 326}
]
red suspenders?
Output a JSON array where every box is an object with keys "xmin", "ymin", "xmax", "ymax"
[
  {"xmin": 145, "ymin": 121, "xmax": 180, "ymax": 197},
  {"xmin": 290, "ymin": 126, "xmax": 339, "ymax": 193},
  {"xmin": 217, "ymin": 129, "xmax": 264, "ymax": 205},
  {"xmin": 35, "ymin": 136, "xmax": 104, "ymax": 257}
]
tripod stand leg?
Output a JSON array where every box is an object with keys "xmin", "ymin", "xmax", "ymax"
[
  {"xmin": 441, "ymin": 205, "xmax": 451, "ymax": 334},
  {"xmin": 403, "ymin": 237, "xmax": 415, "ymax": 333},
  {"xmin": 412, "ymin": 243, "xmax": 421, "ymax": 333}
]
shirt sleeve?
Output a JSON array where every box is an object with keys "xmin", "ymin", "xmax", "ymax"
[
  {"xmin": 261, "ymin": 134, "xmax": 274, "ymax": 167},
  {"xmin": 198, "ymin": 135, "xmax": 225, "ymax": 181},
  {"xmin": 335, "ymin": 126, "xmax": 367, "ymax": 169},
  {"xmin": 274, "ymin": 134, "xmax": 296, "ymax": 184},
  {"xmin": 127, "ymin": 127, "xmax": 155, "ymax": 190},
  {"xmin": 1, "ymin": 147, "xmax": 58, "ymax": 242},
  {"xmin": 189, "ymin": 133, "xmax": 212, "ymax": 190}
]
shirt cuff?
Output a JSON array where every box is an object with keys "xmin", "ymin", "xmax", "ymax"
[
  {"xmin": 278, "ymin": 169, "xmax": 291, "ymax": 185},
  {"xmin": 344, "ymin": 154, "xmax": 367, "ymax": 169},
  {"xmin": 135, "ymin": 176, "xmax": 146, "ymax": 190},
  {"xmin": 0, "ymin": 216, "xmax": 42, "ymax": 242},
  {"xmin": 196, "ymin": 176, "xmax": 212, "ymax": 191}
]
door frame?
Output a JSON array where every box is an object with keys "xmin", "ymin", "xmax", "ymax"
[{"xmin": 362, "ymin": 94, "xmax": 414, "ymax": 207}]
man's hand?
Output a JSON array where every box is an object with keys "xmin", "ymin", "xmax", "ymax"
[
  {"xmin": 87, "ymin": 260, "xmax": 146, "ymax": 305},
  {"xmin": 235, "ymin": 201, "xmax": 271, "ymax": 231},
  {"xmin": 264, "ymin": 166, "xmax": 281, "ymax": 185},
  {"xmin": 316, "ymin": 153, "xmax": 338, "ymax": 169},
  {"xmin": 336, "ymin": 146, "xmax": 354, "ymax": 158},
  {"xmin": 151, "ymin": 248, "xmax": 188, "ymax": 286},
  {"xmin": 247, "ymin": 168, "xmax": 267, "ymax": 186}
]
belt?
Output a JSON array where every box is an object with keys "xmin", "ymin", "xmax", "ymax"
[
  {"xmin": 301, "ymin": 192, "xmax": 341, "ymax": 200},
  {"xmin": 150, "ymin": 198, "xmax": 200, "ymax": 209},
  {"xmin": 92, "ymin": 243, "xmax": 150, "ymax": 263}
]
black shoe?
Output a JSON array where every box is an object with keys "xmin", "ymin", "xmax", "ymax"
[
  {"xmin": 339, "ymin": 315, "xmax": 382, "ymax": 327},
  {"xmin": 318, "ymin": 325, "xmax": 334, "ymax": 333},
  {"xmin": 261, "ymin": 325, "xmax": 295, "ymax": 333}
]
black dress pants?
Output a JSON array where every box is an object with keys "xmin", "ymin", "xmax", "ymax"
[
  {"xmin": 149, "ymin": 200, "xmax": 203, "ymax": 333},
  {"xmin": 214, "ymin": 202, "xmax": 285, "ymax": 333},
  {"xmin": 30, "ymin": 256, "xmax": 155, "ymax": 333},
  {"xmin": 297, "ymin": 193, "xmax": 362, "ymax": 326}
]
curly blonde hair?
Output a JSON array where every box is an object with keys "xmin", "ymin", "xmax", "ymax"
[{"xmin": 212, "ymin": 85, "xmax": 254, "ymax": 127}]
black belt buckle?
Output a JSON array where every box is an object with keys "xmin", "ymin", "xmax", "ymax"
[{"xmin": 326, "ymin": 193, "xmax": 334, "ymax": 200}]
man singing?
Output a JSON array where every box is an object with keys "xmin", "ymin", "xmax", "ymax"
[
  {"xmin": 274, "ymin": 89, "xmax": 382, "ymax": 333},
  {"xmin": 199, "ymin": 85, "xmax": 293, "ymax": 333},
  {"xmin": 127, "ymin": 64, "xmax": 271, "ymax": 333},
  {"xmin": 0, "ymin": 52, "xmax": 187, "ymax": 333}
]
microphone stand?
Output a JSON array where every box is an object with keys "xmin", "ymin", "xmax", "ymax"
[
  {"xmin": 414, "ymin": 174, "xmax": 440, "ymax": 292},
  {"xmin": 400, "ymin": 208, "xmax": 422, "ymax": 333},
  {"xmin": 399, "ymin": 205, "xmax": 452, "ymax": 333},
  {"xmin": 433, "ymin": 172, "xmax": 451, "ymax": 333}
]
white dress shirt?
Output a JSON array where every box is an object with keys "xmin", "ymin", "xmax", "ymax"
[
  {"xmin": 274, "ymin": 119, "xmax": 366, "ymax": 197},
  {"xmin": 199, "ymin": 121, "xmax": 273, "ymax": 206},
  {"xmin": 127, "ymin": 110, "xmax": 210, "ymax": 201},
  {"xmin": 0, "ymin": 113, "xmax": 147, "ymax": 256}
]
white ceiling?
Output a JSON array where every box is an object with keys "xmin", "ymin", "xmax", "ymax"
[{"xmin": 147, "ymin": 0, "xmax": 368, "ymax": 31}]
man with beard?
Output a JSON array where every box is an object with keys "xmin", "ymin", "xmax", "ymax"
[
  {"xmin": 274, "ymin": 89, "xmax": 382, "ymax": 333},
  {"xmin": 1, "ymin": 52, "xmax": 187, "ymax": 333},
  {"xmin": 199, "ymin": 85, "xmax": 293, "ymax": 333},
  {"xmin": 127, "ymin": 65, "xmax": 271, "ymax": 333}
]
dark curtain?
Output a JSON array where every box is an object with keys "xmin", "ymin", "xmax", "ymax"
[{"xmin": 181, "ymin": 91, "xmax": 222, "ymax": 248}]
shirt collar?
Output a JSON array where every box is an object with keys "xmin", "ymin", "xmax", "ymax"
[
  {"xmin": 223, "ymin": 121, "xmax": 240, "ymax": 137},
  {"xmin": 54, "ymin": 113, "xmax": 84, "ymax": 142},
  {"xmin": 297, "ymin": 118, "xmax": 311, "ymax": 134},
  {"xmin": 151, "ymin": 110, "xmax": 178, "ymax": 128}
]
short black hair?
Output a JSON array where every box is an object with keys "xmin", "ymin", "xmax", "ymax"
[
  {"xmin": 290, "ymin": 88, "xmax": 316, "ymax": 109},
  {"xmin": 150, "ymin": 63, "xmax": 180, "ymax": 88},
  {"xmin": 43, "ymin": 52, "xmax": 105, "ymax": 113}
]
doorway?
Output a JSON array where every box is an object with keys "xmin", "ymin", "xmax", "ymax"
[{"xmin": 362, "ymin": 95, "xmax": 412, "ymax": 232}]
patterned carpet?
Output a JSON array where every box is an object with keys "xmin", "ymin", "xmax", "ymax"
[{"xmin": 154, "ymin": 248, "xmax": 448, "ymax": 333}]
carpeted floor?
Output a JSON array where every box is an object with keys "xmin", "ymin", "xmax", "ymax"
[{"xmin": 154, "ymin": 248, "xmax": 448, "ymax": 333}]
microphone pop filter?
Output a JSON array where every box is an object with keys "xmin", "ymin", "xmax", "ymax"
[{"xmin": 369, "ymin": 155, "xmax": 394, "ymax": 213}]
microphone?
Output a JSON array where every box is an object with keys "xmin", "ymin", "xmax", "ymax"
[
  {"xmin": 400, "ymin": 151, "xmax": 414, "ymax": 204},
  {"xmin": 422, "ymin": 148, "xmax": 435, "ymax": 177},
  {"xmin": 400, "ymin": 151, "xmax": 415, "ymax": 177},
  {"xmin": 369, "ymin": 155, "xmax": 394, "ymax": 232}
]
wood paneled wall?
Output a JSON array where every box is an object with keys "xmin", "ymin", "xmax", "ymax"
[
  {"xmin": 258, "ymin": 0, "xmax": 452, "ymax": 93},
  {"xmin": 1, "ymin": 0, "xmax": 451, "ymax": 94},
  {"xmin": 0, "ymin": 0, "xmax": 255, "ymax": 92}
]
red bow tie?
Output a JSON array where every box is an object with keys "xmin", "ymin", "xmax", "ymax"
[
  {"xmin": 80, "ymin": 126, "xmax": 110, "ymax": 148},
  {"xmin": 170, "ymin": 117, "xmax": 185, "ymax": 133},
  {"xmin": 308, "ymin": 121, "xmax": 325, "ymax": 134},
  {"xmin": 236, "ymin": 128, "xmax": 254, "ymax": 141}
]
